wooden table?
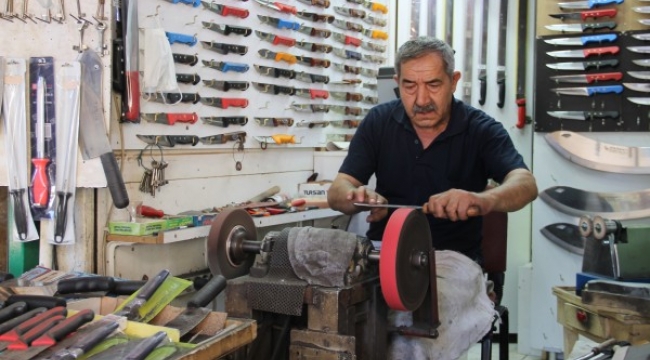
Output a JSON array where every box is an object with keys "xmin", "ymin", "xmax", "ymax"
[{"xmin": 553, "ymin": 286, "xmax": 650, "ymax": 356}]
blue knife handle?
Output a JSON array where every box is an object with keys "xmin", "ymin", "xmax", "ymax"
[
  {"xmin": 222, "ymin": 62, "xmax": 250, "ymax": 73},
  {"xmin": 166, "ymin": 32, "xmax": 198, "ymax": 46},
  {"xmin": 582, "ymin": 34, "xmax": 617, "ymax": 45},
  {"xmin": 589, "ymin": 0, "xmax": 623, "ymax": 8},
  {"xmin": 587, "ymin": 85, "xmax": 623, "ymax": 95},
  {"xmin": 179, "ymin": 0, "xmax": 201, "ymax": 7},
  {"xmin": 277, "ymin": 19, "xmax": 301, "ymax": 30}
]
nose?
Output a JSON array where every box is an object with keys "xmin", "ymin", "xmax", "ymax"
[{"xmin": 415, "ymin": 84, "xmax": 429, "ymax": 106}]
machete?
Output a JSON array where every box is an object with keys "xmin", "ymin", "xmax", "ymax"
[{"xmin": 539, "ymin": 186, "xmax": 650, "ymax": 220}]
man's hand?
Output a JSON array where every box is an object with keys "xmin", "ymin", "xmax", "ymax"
[
  {"xmin": 328, "ymin": 173, "xmax": 389, "ymax": 222},
  {"xmin": 346, "ymin": 185, "xmax": 388, "ymax": 222},
  {"xmin": 422, "ymin": 189, "xmax": 490, "ymax": 221}
]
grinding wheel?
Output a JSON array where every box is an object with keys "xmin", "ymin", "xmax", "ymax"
[
  {"xmin": 207, "ymin": 208, "xmax": 258, "ymax": 279},
  {"xmin": 380, "ymin": 208, "xmax": 432, "ymax": 311}
]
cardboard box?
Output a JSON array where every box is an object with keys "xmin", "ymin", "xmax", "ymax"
[
  {"xmin": 164, "ymin": 216, "xmax": 195, "ymax": 230},
  {"xmin": 298, "ymin": 181, "xmax": 331, "ymax": 198},
  {"xmin": 108, "ymin": 220, "xmax": 167, "ymax": 236},
  {"xmin": 178, "ymin": 211, "xmax": 219, "ymax": 227}
]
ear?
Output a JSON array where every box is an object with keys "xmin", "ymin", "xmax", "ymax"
[
  {"xmin": 393, "ymin": 74, "xmax": 398, "ymax": 84},
  {"xmin": 451, "ymin": 71, "xmax": 461, "ymax": 91}
]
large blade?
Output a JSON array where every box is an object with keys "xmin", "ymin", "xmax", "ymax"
[
  {"xmin": 539, "ymin": 186, "xmax": 650, "ymax": 220},
  {"xmin": 163, "ymin": 275, "xmax": 226, "ymax": 336},
  {"xmin": 79, "ymin": 50, "xmax": 129, "ymax": 209},
  {"xmin": 539, "ymin": 223, "xmax": 585, "ymax": 255}
]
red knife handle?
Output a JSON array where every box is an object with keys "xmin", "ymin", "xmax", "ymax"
[
  {"xmin": 584, "ymin": 46, "xmax": 619, "ymax": 57},
  {"xmin": 275, "ymin": 2, "xmax": 297, "ymax": 14},
  {"xmin": 31, "ymin": 158, "xmax": 50, "ymax": 207},
  {"xmin": 516, "ymin": 98, "xmax": 526, "ymax": 129},
  {"xmin": 345, "ymin": 36, "xmax": 362, "ymax": 47},
  {"xmin": 124, "ymin": 70, "xmax": 140, "ymax": 122},
  {"xmin": 586, "ymin": 72, "xmax": 623, "ymax": 82},
  {"xmin": 137, "ymin": 204, "xmax": 165, "ymax": 218},
  {"xmin": 222, "ymin": 98, "xmax": 249, "ymax": 109},
  {"xmin": 582, "ymin": 8, "xmax": 616, "ymax": 20},
  {"xmin": 168, "ymin": 112, "xmax": 198, "ymax": 125},
  {"xmin": 31, "ymin": 309, "xmax": 96, "ymax": 347},
  {"xmin": 310, "ymin": 89, "xmax": 329, "ymax": 99},
  {"xmin": 7, "ymin": 314, "xmax": 65, "ymax": 350},
  {"xmin": 223, "ymin": 5, "xmax": 249, "ymax": 18},
  {"xmin": 273, "ymin": 34, "xmax": 296, "ymax": 47},
  {"xmin": 0, "ymin": 306, "xmax": 67, "ymax": 342}
]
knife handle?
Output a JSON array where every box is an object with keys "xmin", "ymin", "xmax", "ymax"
[
  {"xmin": 271, "ymin": 134, "xmax": 297, "ymax": 144},
  {"xmin": 584, "ymin": 21, "xmax": 617, "ymax": 31},
  {"xmin": 9, "ymin": 189, "xmax": 28, "ymax": 240},
  {"xmin": 478, "ymin": 73, "xmax": 487, "ymax": 105},
  {"xmin": 277, "ymin": 19, "xmax": 300, "ymax": 30},
  {"xmin": 0, "ymin": 302, "xmax": 27, "ymax": 324},
  {"xmin": 113, "ymin": 280, "xmax": 147, "ymax": 295},
  {"xmin": 348, "ymin": 107, "xmax": 363, "ymax": 116},
  {"xmin": 275, "ymin": 68, "xmax": 296, "ymax": 79},
  {"xmin": 585, "ymin": 59, "xmax": 618, "ymax": 70},
  {"xmin": 222, "ymin": 98, "xmax": 249, "ymax": 108},
  {"xmin": 276, "ymin": 3, "xmax": 297, "ymax": 14},
  {"xmin": 276, "ymin": 52, "xmax": 297, "ymax": 64},
  {"xmin": 349, "ymin": 92, "xmax": 364, "ymax": 102},
  {"xmin": 0, "ymin": 306, "xmax": 67, "ymax": 342},
  {"xmin": 367, "ymin": 1, "xmax": 388, "ymax": 14},
  {"xmin": 586, "ymin": 72, "xmax": 623, "ymax": 83},
  {"xmin": 315, "ymin": 14, "xmax": 334, "ymax": 23},
  {"xmin": 7, "ymin": 314, "xmax": 65, "ymax": 350},
  {"xmin": 222, "ymin": 5, "xmax": 249, "ymax": 18},
  {"xmin": 0, "ymin": 307, "xmax": 46, "ymax": 336},
  {"xmin": 33, "ymin": 309, "xmax": 95, "ymax": 347},
  {"xmin": 497, "ymin": 75, "xmax": 505, "ymax": 108},
  {"xmin": 67, "ymin": 320, "xmax": 120, "ymax": 355},
  {"xmin": 589, "ymin": 85, "xmax": 623, "ymax": 95},
  {"xmin": 345, "ymin": 36, "xmax": 362, "ymax": 47},
  {"xmin": 125, "ymin": 331, "xmax": 168, "ymax": 359},
  {"xmin": 136, "ymin": 269, "xmax": 170, "ymax": 301},
  {"xmin": 274, "ymin": 34, "xmax": 296, "ymax": 47},
  {"xmin": 168, "ymin": 92, "xmax": 201, "ymax": 104},
  {"xmin": 171, "ymin": 136, "xmax": 200, "ymax": 146},
  {"xmin": 166, "ymin": 32, "xmax": 198, "ymax": 46},
  {"xmin": 222, "ymin": 62, "xmax": 249, "ymax": 73},
  {"xmin": 123, "ymin": 70, "xmax": 140, "ymax": 122},
  {"xmin": 57, "ymin": 276, "xmax": 115, "ymax": 295},
  {"xmin": 582, "ymin": 34, "xmax": 617, "ymax": 45},
  {"xmin": 172, "ymin": 53, "xmax": 199, "ymax": 66},
  {"xmin": 176, "ymin": 73, "xmax": 201, "ymax": 85},
  {"xmin": 5, "ymin": 295, "xmax": 67, "ymax": 310},
  {"xmin": 516, "ymin": 98, "xmax": 526, "ymax": 129},
  {"xmin": 366, "ymin": 29, "xmax": 388, "ymax": 40},
  {"xmin": 168, "ymin": 113, "xmax": 199, "ymax": 125},
  {"xmin": 582, "ymin": 8, "xmax": 617, "ymax": 20},
  {"xmin": 310, "ymin": 89, "xmax": 329, "ymax": 99},
  {"xmin": 310, "ymin": 73, "xmax": 329, "ymax": 84},
  {"xmin": 99, "ymin": 152, "xmax": 129, "ymax": 209},
  {"xmin": 588, "ymin": 111, "xmax": 619, "ymax": 119},
  {"xmin": 188, "ymin": 275, "xmax": 227, "ymax": 308},
  {"xmin": 314, "ymin": 29, "xmax": 332, "ymax": 38},
  {"xmin": 227, "ymin": 25, "xmax": 252, "ymax": 36},
  {"xmin": 311, "ymin": 58, "xmax": 331, "ymax": 68},
  {"xmin": 584, "ymin": 46, "xmax": 619, "ymax": 57}
]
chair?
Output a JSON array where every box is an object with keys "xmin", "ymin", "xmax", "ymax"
[{"xmin": 479, "ymin": 211, "xmax": 509, "ymax": 360}]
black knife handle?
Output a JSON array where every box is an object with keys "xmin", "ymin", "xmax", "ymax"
[
  {"xmin": 57, "ymin": 277, "xmax": 116, "ymax": 295},
  {"xmin": 166, "ymin": 92, "xmax": 201, "ymax": 104},
  {"xmin": 478, "ymin": 74, "xmax": 487, "ymax": 105},
  {"xmin": 172, "ymin": 53, "xmax": 199, "ymax": 66},
  {"xmin": 584, "ymin": 59, "xmax": 619, "ymax": 70},
  {"xmin": 54, "ymin": 191, "xmax": 72, "ymax": 243},
  {"xmin": 112, "ymin": 38, "xmax": 126, "ymax": 93},
  {"xmin": 188, "ymin": 275, "xmax": 227, "ymax": 309},
  {"xmin": 100, "ymin": 152, "xmax": 129, "ymax": 209},
  {"xmin": 0, "ymin": 271, "xmax": 14, "ymax": 282},
  {"xmin": 588, "ymin": 111, "xmax": 619, "ymax": 119},
  {"xmin": 10, "ymin": 189, "xmax": 28, "ymax": 240},
  {"xmin": 5, "ymin": 295, "xmax": 67, "ymax": 310},
  {"xmin": 170, "ymin": 136, "xmax": 200, "ymax": 146},
  {"xmin": 584, "ymin": 21, "xmax": 617, "ymax": 31},
  {"xmin": 275, "ymin": 85, "xmax": 296, "ymax": 95},
  {"xmin": 112, "ymin": 280, "xmax": 147, "ymax": 295},
  {"xmin": 136, "ymin": 269, "xmax": 170, "ymax": 301},
  {"xmin": 227, "ymin": 25, "xmax": 252, "ymax": 36},
  {"xmin": 71, "ymin": 320, "xmax": 120, "ymax": 354},
  {"xmin": 0, "ymin": 307, "xmax": 46, "ymax": 335},
  {"xmin": 497, "ymin": 76, "xmax": 505, "ymax": 108},
  {"xmin": 176, "ymin": 73, "xmax": 201, "ymax": 85},
  {"xmin": 275, "ymin": 68, "xmax": 296, "ymax": 79},
  {"xmin": 39, "ymin": 309, "xmax": 95, "ymax": 344},
  {"xmin": 0, "ymin": 302, "xmax": 27, "ymax": 324},
  {"xmin": 125, "ymin": 331, "xmax": 168, "ymax": 359}
]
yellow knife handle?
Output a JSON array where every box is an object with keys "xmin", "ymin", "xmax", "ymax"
[
  {"xmin": 276, "ymin": 52, "xmax": 297, "ymax": 64},
  {"xmin": 371, "ymin": 30, "xmax": 388, "ymax": 40},
  {"xmin": 271, "ymin": 134, "xmax": 296, "ymax": 144},
  {"xmin": 369, "ymin": 2, "xmax": 388, "ymax": 14}
]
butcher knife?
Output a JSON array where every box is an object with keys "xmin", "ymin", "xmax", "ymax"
[
  {"xmin": 539, "ymin": 223, "xmax": 586, "ymax": 255},
  {"xmin": 163, "ymin": 275, "xmax": 227, "ymax": 336},
  {"xmin": 79, "ymin": 49, "xmax": 129, "ymax": 209}
]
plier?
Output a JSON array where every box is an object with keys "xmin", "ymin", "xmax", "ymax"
[{"xmin": 254, "ymin": 0, "xmax": 297, "ymax": 14}]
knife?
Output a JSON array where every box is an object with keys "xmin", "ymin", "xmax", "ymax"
[
  {"xmin": 200, "ymin": 41, "xmax": 248, "ymax": 55},
  {"xmin": 362, "ymin": 29, "xmax": 389, "ymax": 40},
  {"xmin": 47, "ymin": 320, "xmax": 120, "ymax": 360},
  {"xmin": 331, "ymin": 105, "xmax": 363, "ymax": 116},
  {"xmin": 539, "ymin": 185, "xmax": 650, "ymax": 219},
  {"xmin": 334, "ymin": 6, "xmax": 366, "ymax": 18},
  {"xmin": 295, "ymin": 71, "xmax": 329, "ymax": 84},
  {"xmin": 333, "ymin": 48, "xmax": 363, "ymax": 60},
  {"xmin": 330, "ymin": 78, "xmax": 363, "ymax": 85},
  {"xmin": 172, "ymin": 53, "xmax": 199, "ymax": 66},
  {"xmin": 165, "ymin": 32, "xmax": 198, "ymax": 46},
  {"xmin": 202, "ymin": 60, "xmax": 249, "ymax": 73},
  {"xmin": 623, "ymin": 83, "xmax": 650, "ymax": 92},
  {"xmin": 551, "ymin": 85, "xmax": 623, "ymax": 96},
  {"xmin": 332, "ymin": 19, "xmax": 364, "ymax": 32},
  {"xmin": 334, "ymin": 63, "xmax": 362, "ymax": 74},
  {"xmin": 202, "ymin": 80, "xmax": 249, "ymax": 91},
  {"xmin": 540, "ymin": 223, "xmax": 586, "ymax": 256},
  {"xmin": 633, "ymin": 6, "xmax": 650, "ymax": 13},
  {"xmin": 201, "ymin": 116, "xmax": 248, "ymax": 127},
  {"xmin": 632, "ymin": 33, "xmax": 650, "ymax": 41},
  {"xmin": 297, "ymin": 25, "xmax": 332, "ymax": 38},
  {"xmin": 113, "ymin": 269, "xmax": 170, "ymax": 321},
  {"xmin": 548, "ymin": 8, "xmax": 617, "ymax": 20},
  {"xmin": 252, "ymin": 82, "xmax": 295, "ymax": 95},
  {"xmin": 88, "ymin": 331, "xmax": 168, "ymax": 360},
  {"xmin": 547, "ymin": 46, "xmax": 619, "ymax": 58},
  {"xmin": 296, "ymin": 0, "xmax": 330, "ymax": 7},
  {"xmin": 558, "ymin": 0, "xmax": 623, "ymax": 10},
  {"xmin": 295, "ymin": 40, "xmax": 333, "ymax": 53},
  {"xmin": 0, "ymin": 302, "xmax": 27, "ymax": 324},
  {"xmin": 255, "ymin": 0, "xmax": 297, "ymax": 14},
  {"xmin": 628, "ymin": 97, "xmax": 650, "ymax": 106},
  {"xmin": 257, "ymin": 14, "xmax": 300, "ymax": 30},
  {"xmin": 296, "ymin": 55, "xmax": 331, "ymax": 68},
  {"xmin": 199, "ymin": 131, "xmax": 247, "ymax": 145},
  {"xmin": 200, "ymin": 1, "xmax": 249, "ymax": 18},
  {"xmin": 363, "ymin": 14, "xmax": 387, "ymax": 27},
  {"xmin": 546, "ymin": 59, "xmax": 618, "ymax": 70},
  {"xmin": 201, "ymin": 22, "xmax": 252, "ymax": 36},
  {"xmin": 294, "ymin": 88, "xmax": 329, "ymax": 99},
  {"xmin": 633, "ymin": 59, "xmax": 650, "ymax": 67},
  {"xmin": 254, "ymin": 30, "xmax": 296, "ymax": 47},
  {"xmin": 200, "ymin": 97, "xmax": 249, "ymax": 108},
  {"xmin": 136, "ymin": 135, "xmax": 200, "ymax": 147},
  {"xmin": 330, "ymin": 91, "xmax": 363, "ymax": 102},
  {"xmin": 332, "ymin": 32, "xmax": 362, "ymax": 47},
  {"xmin": 0, "ymin": 306, "xmax": 67, "ymax": 347},
  {"xmin": 258, "ymin": 49, "xmax": 297, "ymax": 64},
  {"xmin": 362, "ymin": 41, "xmax": 387, "ymax": 52},
  {"xmin": 144, "ymin": 92, "xmax": 201, "ymax": 104},
  {"xmin": 544, "ymin": 33, "xmax": 617, "ymax": 46},
  {"xmin": 254, "ymin": 64, "xmax": 296, "ymax": 79},
  {"xmin": 176, "ymin": 73, "xmax": 201, "ymax": 85},
  {"xmin": 354, "ymin": 203, "xmax": 422, "ymax": 209},
  {"xmin": 330, "ymin": 120, "xmax": 361, "ymax": 128},
  {"xmin": 627, "ymin": 46, "xmax": 650, "ymax": 54},
  {"xmin": 1, "ymin": 314, "xmax": 66, "ymax": 352},
  {"xmin": 254, "ymin": 118, "xmax": 295, "ymax": 127},
  {"xmin": 290, "ymin": 103, "xmax": 330, "ymax": 112},
  {"xmin": 141, "ymin": 112, "xmax": 199, "ymax": 125},
  {"xmin": 362, "ymin": 1, "xmax": 388, "ymax": 13},
  {"xmin": 364, "ymin": 54, "xmax": 386, "ymax": 64},
  {"xmin": 628, "ymin": 71, "xmax": 650, "ymax": 80},
  {"xmin": 296, "ymin": 120, "xmax": 330, "ymax": 128},
  {"xmin": 545, "ymin": 21, "xmax": 617, "ymax": 32},
  {"xmin": 295, "ymin": 10, "xmax": 334, "ymax": 23},
  {"xmin": 546, "ymin": 110, "xmax": 619, "ymax": 120}
]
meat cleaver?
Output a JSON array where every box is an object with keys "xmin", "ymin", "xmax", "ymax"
[{"xmin": 79, "ymin": 49, "xmax": 129, "ymax": 209}]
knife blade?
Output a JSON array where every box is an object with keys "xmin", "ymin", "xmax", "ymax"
[
  {"xmin": 627, "ymin": 46, "xmax": 650, "ymax": 54},
  {"xmin": 255, "ymin": 117, "xmax": 295, "ymax": 127},
  {"xmin": 333, "ymin": 48, "xmax": 363, "ymax": 60},
  {"xmin": 200, "ymin": 97, "xmax": 249, "ymax": 108},
  {"xmin": 628, "ymin": 71, "xmax": 650, "ymax": 80},
  {"xmin": 623, "ymin": 83, "xmax": 650, "ymax": 92},
  {"xmin": 295, "ymin": 10, "xmax": 334, "ymax": 23},
  {"xmin": 295, "ymin": 71, "xmax": 329, "ymax": 84},
  {"xmin": 330, "ymin": 91, "xmax": 364, "ymax": 102},
  {"xmin": 539, "ymin": 185, "xmax": 650, "ymax": 220},
  {"xmin": 632, "ymin": 33, "xmax": 650, "ymax": 41},
  {"xmin": 176, "ymin": 73, "xmax": 201, "ymax": 85},
  {"xmin": 201, "ymin": 116, "xmax": 248, "ymax": 127},
  {"xmin": 296, "ymin": 0, "xmax": 330, "ymax": 8},
  {"xmin": 172, "ymin": 53, "xmax": 199, "ymax": 66},
  {"xmin": 628, "ymin": 97, "xmax": 650, "ymax": 106},
  {"xmin": 113, "ymin": 269, "xmax": 169, "ymax": 321},
  {"xmin": 201, "ymin": 22, "xmax": 252, "ymax": 36},
  {"xmin": 144, "ymin": 92, "xmax": 201, "ymax": 104},
  {"xmin": 353, "ymin": 203, "xmax": 422, "ymax": 209},
  {"xmin": 334, "ymin": 63, "xmax": 361, "ymax": 74},
  {"xmin": 200, "ymin": 1, "xmax": 249, "ymax": 18},
  {"xmin": 257, "ymin": 15, "xmax": 300, "ymax": 30},
  {"xmin": 546, "ymin": 59, "xmax": 618, "ymax": 70},
  {"xmin": 547, "ymin": 110, "xmax": 619, "ymax": 120},
  {"xmin": 199, "ymin": 131, "xmax": 247, "ymax": 144},
  {"xmin": 334, "ymin": 6, "xmax": 366, "ymax": 18},
  {"xmin": 290, "ymin": 103, "xmax": 330, "ymax": 112},
  {"xmin": 297, "ymin": 55, "xmax": 331, "ymax": 68},
  {"xmin": 297, "ymin": 25, "xmax": 332, "ymax": 38},
  {"xmin": 200, "ymin": 41, "xmax": 248, "ymax": 55},
  {"xmin": 548, "ymin": 8, "xmax": 617, "ymax": 20},
  {"xmin": 547, "ymin": 46, "xmax": 619, "ymax": 58},
  {"xmin": 544, "ymin": 33, "xmax": 617, "ymax": 46},
  {"xmin": 332, "ymin": 32, "xmax": 362, "ymax": 47},
  {"xmin": 362, "ymin": 41, "xmax": 387, "ymax": 52},
  {"xmin": 545, "ymin": 21, "xmax": 617, "ymax": 32},
  {"xmin": 331, "ymin": 105, "xmax": 363, "ymax": 116},
  {"xmin": 141, "ymin": 112, "xmax": 198, "ymax": 125},
  {"xmin": 295, "ymin": 40, "xmax": 333, "ymax": 53},
  {"xmin": 558, "ymin": 0, "xmax": 623, "ymax": 10},
  {"xmin": 46, "ymin": 320, "xmax": 120, "ymax": 360},
  {"xmin": 633, "ymin": 59, "xmax": 650, "ymax": 67},
  {"xmin": 254, "ymin": 64, "xmax": 296, "ymax": 79},
  {"xmin": 136, "ymin": 135, "xmax": 200, "ymax": 147},
  {"xmin": 254, "ymin": 30, "xmax": 296, "ymax": 47},
  {"xmin": 252, "ymin": 82, "xmax": 296, "ymax": 95},
  {"xmin": 540, "ymin": 223, "xmax": 586, "ymax": 255},
  {"xmin": 258, "ymin": 49, "xmax": 297, "ymax": 65},
  {"xmin": 294, "ymin": 88, "xmax": 329, "ymax": 99},
  {"xmin": 633, "ymin": 6, "xmax": 650, "ymax": 13},
  {"xmin": 202, "ymin": 60, "xmax": 249, "ymax": 73},
  {"xmin": 363, "ymin": 14, "xmax": 387, "ymax": 27},
  {"xmin": 202, "ymin": 80, "xmax": 249, "ymax": 91},
  {"xmin": 551, "ymin": 85, "xmax": 623, "ymax": 96},
  {"xmin": 330, "ymin": 119, "xmax": 361, "ymax": 128},
  {"xmin": 332, "ymin": 19, "xmax": 364, "ymax": 32}
]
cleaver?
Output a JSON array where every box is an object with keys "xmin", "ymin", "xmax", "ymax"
[{"xmin": 79, "ymin": 50, "xmax": 129, "ymax": 209}]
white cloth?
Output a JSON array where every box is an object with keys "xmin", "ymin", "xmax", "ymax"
[
  {"xmin": 142, "ymin": 27, "xmax": 179, "ymax": 95},
  {"xmin": 387, "ymin": 250, "xmax": 497, "ymax": 360}
]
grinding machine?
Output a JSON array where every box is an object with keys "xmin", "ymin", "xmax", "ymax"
[{"xmin": 207, "ymin": 208, "xmax": 441, "ymax": 360}]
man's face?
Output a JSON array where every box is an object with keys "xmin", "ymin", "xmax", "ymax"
[{"xmin": 395, "ymin": 52, "xmax": 461, "ymax": 131}]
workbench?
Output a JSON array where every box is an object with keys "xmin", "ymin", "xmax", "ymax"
[{"xmin": 553, "ymin": 286, "xmax": 650, "ymax": 356}]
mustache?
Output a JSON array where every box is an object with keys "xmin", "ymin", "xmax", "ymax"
[{"xmin": 413, "ymin": 103, "xmax": 437, "ymax": 114}]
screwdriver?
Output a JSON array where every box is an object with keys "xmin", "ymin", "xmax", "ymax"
[
  {"xmin": 31, "ymin": 76, "xmax": 50, "ymax": 208},
  {"xmin": 136, "ymin": 204, "xmax": 165, "ymax": 218}
]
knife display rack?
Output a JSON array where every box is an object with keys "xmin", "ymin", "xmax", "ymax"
[{"xmin": 534, "ymin": 2, "xmax": 650, "ymax": 132}]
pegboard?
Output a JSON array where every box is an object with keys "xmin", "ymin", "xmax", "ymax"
[{"xmin": 115, "ymin": 0, "xmax": 389, "ymax": 150}]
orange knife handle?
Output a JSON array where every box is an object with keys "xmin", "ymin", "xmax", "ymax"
[
  {"xmin": 124, "ymin": 71, "xmax": 140, "ymax": 122},
  {"xmin": 516, "ymin": 98, "xmax": 526, "ymax": 129},
  {"xmin": 371, "ymin": 30, "xmax": 388, "ymax": 40},
  {"xmin": 276, "ymin": 2, "xmax": 297, "ymax": 14},
  {"xmin": 276, "ymin": 52, "xmax": 297, "ymax": 64},
  {"xmin": 271, "ymin": 134, "xmax": 296, "ymax": 144},
  {"xmin": 31, "ymin": 158, "xmax": 51, "ymax": 208},
  {"xmin": 168, "ymin": 112, "xmax": 198, "ymax": 125},
  {"xmin": 310, "ymin": 89, "xmax": 329, "ymax": 99},
  {"xmin": 274, "ymin": 35, "xmax": 296, "ymax": 47},
  {"xmin": 222, "ymin": 98, "xmax": 249, "ymax": 109},
  {"xmin": 223, "ymin": 6, "xmax": 249, "ymax": 18},
  {"xmin": 369, "ymin": 2, "xmax": 388, "ymax": 14}
]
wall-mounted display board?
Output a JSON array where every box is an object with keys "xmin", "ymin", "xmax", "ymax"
[
  {"xmin": 534, "ymin": 1, "xmax": 650, "ymax": 132},
  {"xmin": 114, "ymin": 0, "xmax": 390, "ymax": 150}
]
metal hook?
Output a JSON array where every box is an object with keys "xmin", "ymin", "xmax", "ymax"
[
  {"xmin": 147, "ymin": 5, "xmax": 160, "ymax": 18},
  {"xmin": 260, "ymin": 101, "xmax": 270, "ymax": 110},
  {"xmin": 185, "ymin": 15, "xmax": 198, "ymax": 25}
]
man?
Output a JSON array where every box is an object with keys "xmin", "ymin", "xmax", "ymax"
[{"xmin": 328, "ymin": 36, "xmax": 537, "ymax": 261}]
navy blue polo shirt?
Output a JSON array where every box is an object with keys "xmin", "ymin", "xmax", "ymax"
[{"xmin": 339, "ymin": 98, "xmax": 528, "ymax": 259}]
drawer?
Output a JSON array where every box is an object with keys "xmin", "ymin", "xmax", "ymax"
[{"xmin": 561, "ymin": 302, "xmax": 608, "ymax": 339}]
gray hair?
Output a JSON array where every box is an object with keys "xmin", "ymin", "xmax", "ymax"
[{"xmin": 394, "ymin": 37, "xmax": 455, "ymax": 78}]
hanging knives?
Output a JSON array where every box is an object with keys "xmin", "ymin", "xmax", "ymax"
[
  {"xmin": 290, "ymin": 103, "xmax": 330, "ymax": 112},
  {"xmin": 200, "ymin": 41, "xmax": 248, "ymax": 55},
  {"xmin": 173, "ymin": 53, "xmax": 199, "ymax": 66},
  {"xmin": 544, "ymin": 33, "xmax": 617, "ymax": 46},
  {"xmin": 296, "ymin": 120, "xmax": 330, "ymax": 128},
  {"xmin": 202, "ymin": 60, "xmax": 249, "ymax": 73},
  {"xmin": 199, "ymin": 131, "xmax": 247, "ymax": 144},
  {"xmin": 551, "ymin": 84, "xmax": 624, "ymax": 96},
  {"xmin": 296, "ymin": 55, "xmax": 331, "ymax": 68},
  {"xmin": 254, "ymin": 64, "xmax": 296, "ymax": 79},
  {"xmin": 334, "ymin": 6, "xmax": 366, "ymax": 18},
  {"xmin": 257, "ymin": 15, "xmax": 300, "ymax": 30},
  {"xmin": 363, "ymin": 54, "xmax": 386, "ymax": 63},
  {"xmin": 203, "ymin": 80, "xmax": 249, "ymax": 91},
  {"xmin": 334, "ymin": 63, "xmax": 362, "ymax": 74},
  {"xmin": 294, "ymin": 88, "xmax": 329, "ymax": 99},
  {"xmin": 333, "ymin": 32, "xmax": 362, "ymax": 47},
  {"xmin": 558, "ymin": 0, "xmax": 623, "ymax": 10},
  {"xmin": 201, "ymin": 116, "xmax": 248, "ymax": 127},
  {"xmin": 136, "ymin": 135, "xmax": 200, "ymax": 147},
  {"xmin": 258, "ymin": 48, "xmax": 298, "ymax": 64},
  {"xmin": 252, "ymin": 82, "xmax": 296, "ymax": 95},
  {"xmin": 255, "ymin": 30, "xmax": 296, "ymax": 47},
  {"xmin": 362, "ymin": 41, "xmax": 387, "ymax": 52},
  {"xmin": 254, "ymin": 0, "xmax": 297, "ymax": 14},
  {"xmin": 295, "ymin": 10, "xmax": 334, "ymax": 23},
  {"xmin": 546, "ymin": 46, "xmax": 619, "ymax": 58},
  {"xmin": 547, "ymin": 111, "xmax": 619, "ymax": 120},
  {"xmin": 548, "ymin": 8, "xmax": 616, "ymax": 20},
  {"xmin": 255, "ymin": 117, "xmax": 295, "ymax": 126},
  {"xmin": 332, "ymin": 19, "xmax": 364, "ymax": 32},
  {"xmin": 144, "ymin": 92, "xmax": 201, "ymax": 104},
  {"xmin": 363, "ymin": 14, "xmax": 387, "ymax": 27},
  {"xmin": 623, "ymin": 83, "xmax": 650, "ymax": 92},
  {"xmin": 333, "ymin": 48, "xmax": 363, "ymax": 60},
  {"xmin": 176, "ymin": 73, "xmax": 201, "ymax": 85},
  {"xmin": 330, "ymin": 119, "xmax": 361, "ymax": 128},
  {"xmin": 295, "ymin": 71, "xmax": 329, "ymax": 84},
  {"xmin": 296, "ymin": 0, "xmax": 330, "ymax": 8},
  {"xmin": 141, "ymin": 112, "xmax": 199, "ymax": 125},
  {"xmin": 549, "ymin": 72, "xmax": 622, "ymax": 83},
  {"xmin": 200, "ymin": 1, "xmax": 249, "ymax": 18},
  {"xmin": 330, "ymin": 91, "xmax": 363, "ymax": 102},
  {"xmin": 330, "ymin": 105, "xmax": 363, "ymax": 115},
  {"xmin": 546, "ymin": 59, "xmax": 618, "ymax": 70},
  {"xmin": 202, "ymin": 22, "xmax": 252, "ymax": 36},
  {"xmin": 166, "ymin": 32, "xmax": 198, "ymax": 46},
  {"xmin": 200, "ymin": 97, "xmax": 249, "ymax": 108},
  {"xmin": 295, "ymin": 40, "xmax": 333, "ymax": 53},
  {"xmin": 362, "ymin": 29, "xmax": 388, "ymax": 40},
  {"xmin": 545, "ymin": 21, "xmax": 617, "ymax": 32},
  {"xmin": 297, "ymin": 25, "xmax": 332, "ymax": 38}
]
